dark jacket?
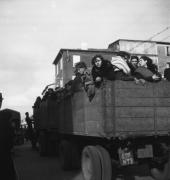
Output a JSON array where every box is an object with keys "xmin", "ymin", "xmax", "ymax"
[
  {"xmin": 71, "ymin": 70, "xmax": 92, "ymax": 93},
  {"xmin": 134, "ymin": 66, "xmax": 161, "ymax": 82},
  {"xmin": 114, "ymin": 70, "xmax": 134, "ymax": 81},
  {"xmin": 127, "ymin": 62, "xmax": 138, "ymax": 76},
  {"xmin": 91, "ymin": 60, "xmax": 115, "ymax": 82}
]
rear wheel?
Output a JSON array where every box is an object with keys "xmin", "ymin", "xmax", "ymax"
[
  {"xmin": 81, "ymin": 145, "xmax": 102, "ymax": 180},
  {"xmin": 96, "ymin": 145, "xmax": 112, "ymax": 180},
  {"xmin": 71, "ymin": 143, "xmax": 81, "ymax": 169},
  {"xmin": 59, "ymin": 140, "xmax": 72, "ymax": 170}
]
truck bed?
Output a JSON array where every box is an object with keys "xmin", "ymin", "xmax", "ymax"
[
  {"xmin": 39, "ymin": 80, "xmax": 170, "ymax": 138},
  {"xmin": 62, "ymin": 80, "xmax": 170, "ymax": 138}
]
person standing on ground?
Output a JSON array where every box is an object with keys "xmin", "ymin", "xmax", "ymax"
[
  {"xmin": 25, "ymin": 112, "xmax": 37, "ymax": 149},
  {"xmin": 25, "ymin": 112, "xmax": 33, "ymax": 129}
]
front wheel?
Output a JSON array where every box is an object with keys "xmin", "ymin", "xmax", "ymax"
[
  {"xmin": 59, "ymin": 140, "xmax": 72, "ymax": 170},
  {"xmin": 96, "ymin": 145, "xmax": 112, "ymax": 180},
  {"xmin": 81, "ymin": 146, "xmax": 102, "ymax": 180}
]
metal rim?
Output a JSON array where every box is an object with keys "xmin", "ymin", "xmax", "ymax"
[{"xmin": 82, "ymin": 151, "xmax": 93, "ymax": 180}]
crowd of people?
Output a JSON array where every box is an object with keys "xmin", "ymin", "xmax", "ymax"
[{"xmin": 33, "ymin": 51, "xmax": 170, "ymax": 106}]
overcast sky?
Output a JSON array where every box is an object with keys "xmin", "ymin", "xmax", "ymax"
[{"xmin": 0, "ymin": 0, "xmax": 170, "ymax": 119}]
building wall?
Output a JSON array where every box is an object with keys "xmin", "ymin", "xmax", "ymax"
[
  {"xmin": 157, "ymin": 44, "xmax": 170, "ymax": 74},
  {"xmin": 119, "ymin": 40, "xmax": 157, "ymax": 55},
  {"xmin": 109, "ymin": 40, "xmax": 157, "ymax": 55}
]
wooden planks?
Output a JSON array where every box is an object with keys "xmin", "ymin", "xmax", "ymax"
[{"xmin": 57, "ymin": 80, "xmax": 170, "ymax": 137}]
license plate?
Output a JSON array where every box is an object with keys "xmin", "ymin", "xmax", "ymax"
[{"xmin": 118, "ymin": 149, "xmax": 134, "ymax": 166}]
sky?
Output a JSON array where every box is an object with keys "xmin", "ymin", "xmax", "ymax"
[{"xmin": 0, "ymin": 0, "xmax": 170, "ymax": 120}]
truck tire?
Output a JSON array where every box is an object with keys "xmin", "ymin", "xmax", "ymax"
[
  {"xmin": 71, "ymin": 143, "xmax": 81, "ymax": 169},
  {"xmin": 81, "ymin": 146, "xmax": 102, "ymax": 180},
  {"xmin": 150, "ymin": 154, "xmax": 170, "ymax": 180},
  {"xmin": 96, "ymin": 145, "xmax": 112, "ymax": 180},
  {"xmin": 59, "ymin": 140, "xmax": 72, "ymax": 170}
]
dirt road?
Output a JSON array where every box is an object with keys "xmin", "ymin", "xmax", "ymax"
[
  {"xmin": 13, "ymin": 142, "xmax": 154, "ymax": 180},
  {"xmin": 13, "ymin": 142, "xmax": 83, "ymax": 180}
]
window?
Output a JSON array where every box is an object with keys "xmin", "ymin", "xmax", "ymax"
[
  {"xmin": 60, "ymin": 79, "xmax": 63, "ymax": 87},
  {"xmin": 73, "ymin": 55, "xmax": 80, "ymax": 67},
  {"xmin": 56, "ymin": 64, "xmax": 59, "ymax": 75},
  {"xmin": 60, "ymin": 58, "xmax": 63, "ymax": 70},
  {"xmin": 166, "ymin": 46, "xmax": 170, "ymax": 56}
]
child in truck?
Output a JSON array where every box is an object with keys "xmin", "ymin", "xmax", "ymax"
[{"xmin": 71, "ymin": 61, "xmax": 95, "ymax": 101}]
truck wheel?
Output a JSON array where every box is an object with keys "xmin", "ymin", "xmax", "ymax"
[
  {"xmin": 96, "ymin": 145, "xmax": 112, "ymax": 180},
  {"xmin": 150, "ymin": 155, "xmax": 170, "ymax": 180},
  {"xmin": 59, "ymin": 140, "xmax": 72, "ymax": 170},
  {"xmin": 71, "ymin": 143, "xmax": 81, "ymax": 169},
  {"xmin": 81, "ymin": 146, "xmax": 102, "ymax": 180}
]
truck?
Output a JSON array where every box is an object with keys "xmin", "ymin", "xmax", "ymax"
[
  {"xmin": 4, "ymin": 108, "xmax": 24, "ymax": 145},
  {"xmin": 33, "ymin": 49, "xmax": 170, "ymax": 180}
]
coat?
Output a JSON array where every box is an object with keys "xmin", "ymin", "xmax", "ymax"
[{"xmin": 91, "ymin": 60, "xmax": 115, "ymax": 83}]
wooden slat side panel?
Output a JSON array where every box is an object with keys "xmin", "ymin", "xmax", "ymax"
[
  {"xmin": 83, "ymin": 82, "xmax": 115, "ymax": 137},
  {"xmin": 114, "ymin": 81, "xmax": 170, "ymax": 135},
  {"xmin": 72, "ymin": 109, "xmax": 85, "ymax": 133},
  {"xmin": 115, "ymin": 107, "xmax": 154, "ymax": 117},
  {"xmin": 57, "ymin": 80, "xmax": 170, "ymax": 137},
  {"xmin": 84, "ymin": 88, "xmax": 104, "ymax": 136},
  {"xmin": 155, "ymin": 98, "xmax": 170, "ymax": 106},
  {"xmin": 115, "ymin": 98, "xmax": 154, "ymax": 107},
  {"xmin": 64, "ymin": 97, "xmax": 73, "ymax": 132},
  {"xmin": 154, "ymin": 81, "xmax": 170, "ymax": 97},
  {"xmin": 156, "ymin": 107, "xmax": 170, "ymax": 131},
  {"xmin": 116, "ymin": 118, "xmax": 154, "ymax": 131},
  {"xmin": 71, "ymin": 91, "xmax": 85, "ymax": 134},
  {"xmin": 156, "ymin": 117, "xmax": 170, "ymax": 131},
  {"xmin": 115, "ymin": 88, "xmax": 154, "ymax": 98},
  {"xmin": 115, "ymin": 80, "xmax": 154, "ymax": 89},
  {"xmin": 39, "ymin": 101, "xmax": 49, "ymax": 129},
  {"xmin": 115, "ymin": 107, "xmax": 154, "ymax": 132},
  {"xmin": 84, "ymin": 106, "xmax": 115, "ymax": 137},
  {"xmin": 58, "ymin": 101, "xmax": 65, "ymax": 132},
  {"xmin": 48, "ymin": 100, "xmax": 58, "ymax": 129}
]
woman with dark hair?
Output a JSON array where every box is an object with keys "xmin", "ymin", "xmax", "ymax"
[
  {"xmin": 134, "ymin": 56, "xmax": 161, "ymax": 82},
  {"xmin": 91, "ymin": 55, "xmax": 115, "ymax": 87},
  {"xmin": 140, "ymin": 56, "xmax": 158, "ymax": 74}
]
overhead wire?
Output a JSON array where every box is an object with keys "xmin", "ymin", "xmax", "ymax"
[
  {"xmin": 129, "ymin": 26, "xmax": 170, "ymax": 52},
  {"xmin": 143, "ymin": 34, "xmax": 170, "ymax": 52}
]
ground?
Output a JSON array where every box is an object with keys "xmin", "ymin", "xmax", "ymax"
[{"xmin": 13, "ymin": 142, "xmax": 154, "ymax": 180}]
